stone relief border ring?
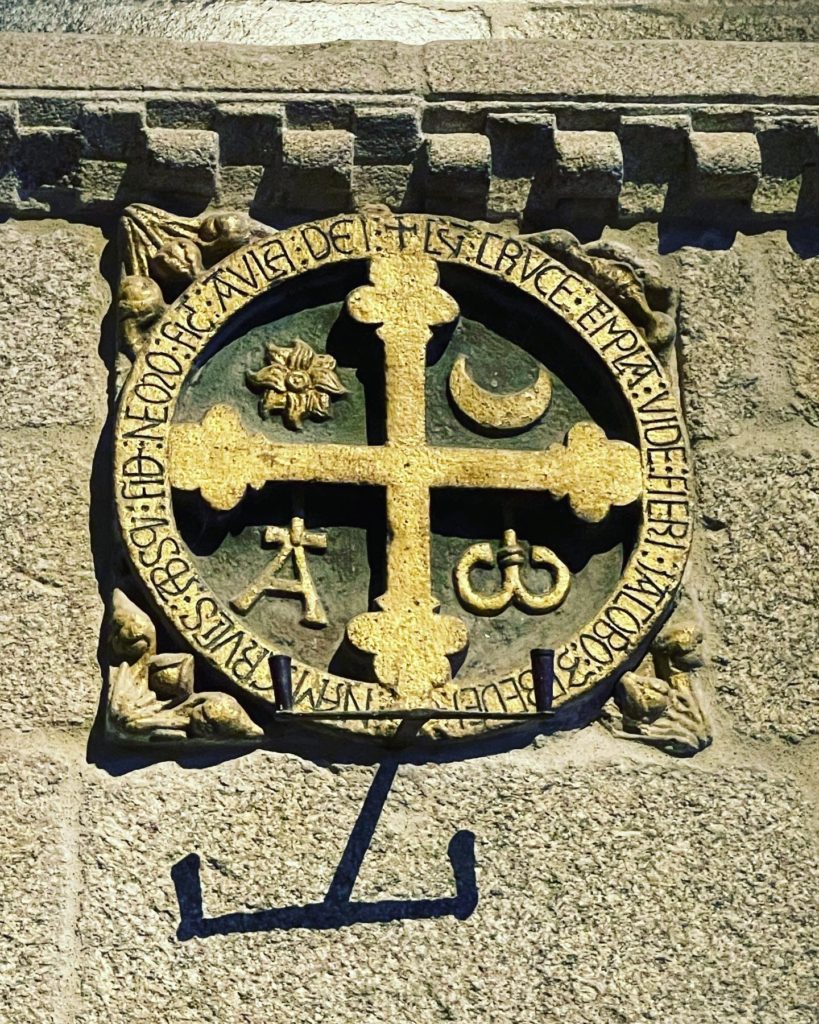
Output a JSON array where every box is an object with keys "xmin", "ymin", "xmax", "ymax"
[{"xmin": 113, "ymin": 213, "xmax": 692, "ymax": 738}]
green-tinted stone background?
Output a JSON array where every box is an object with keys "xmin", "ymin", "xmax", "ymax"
[{"xmin": 174, "ymin": 279, "xmax": 630, "ymax": 681}]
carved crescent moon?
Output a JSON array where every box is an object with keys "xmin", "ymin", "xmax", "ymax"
[{"xmin": 448, "ymin": 354, "xmax": 552, "ymax": 434}]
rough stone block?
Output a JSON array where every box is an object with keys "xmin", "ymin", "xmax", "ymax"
[
  {"xmin": 17, "ymin": 96, "xmax": 84, "ymax": 128},
  {"xmin": 78, "ymin": 754, "xmax": 819, "ymax": 1023},
  {"xmin": 423, "ymin": 103, "xmax": 486, "ymax": 135},
  {"xmin": 353, "ymin": 105, "xmax": 422, "ymax": 165},
  {"xmin": 765, "ymin": 233, "xmax": 819, "ymax": 428},
  {"xmin": 553, "ymin": 129, "xmax": 623, "ymax": 199},
  {"xmin": 486, "ymin": 112, "xmax": 554, "ymax": 179},
  {"xmin": 280, "ymin": 128, "xmax": 354, "ymax": 210},
  {"xmin": 0, "ymin": 170, "xmax": 21, "ymax": 210},
  {"xmin": 214, "ymin": 102, "xmax": 283, "ymax": 165},
  {"xmin": 0, "ymin": 220, "xmax": 108, "ymax": 429},
  {"xmin": 425, "ymin": 132, "xmax": 491, "ymax": 214},
  {"xmin": 751, "ymin": 175, "xmax": 802, "ymax": 216},
  {"xmin": 618, "ymin": 180, "xmax": 670, "ymax": 220},
  {"xmin": 352, "ymin": 164, "xmax": 413, "ymax": 210},
  {"xmin": 752, "ymin": 117, "xmax": 817, "ymax": 216},
  {"xmin": 486, "ymin": 175, "xmax": 532, "ymax": 221},
  {"xmin": 146, "ymin": 98, "xmax": 215, "ymax": 131},
  {"xmin": 0, "ymin": 745, "xmax": 76, "ymax": 1024},
  {"xmin": 677, "ymin": 238, "xmax": 767, "ymax": 443},
  {"xmin": 426, "ymin": 133, "xmax": 491, "ymax": 182},
  {"xmin": 689, "ymin": 131, "xmax": 761, "ymax": 200},
  {"xmin": 677, "ymin": 235, "xmax": 816, "ymax": 441},
  {"xmin": 15, "ymin": 126, "xmax": 83, "ymax": 189},
  {"xmin": 220, "ymin": 164, "xmax": 266, "ymax": 209},
  {"xmin": 285, "ymin": 99, "xmax": 353, "ymax": 131},
  {"xmin": 75, "ymin": 159, "xmax": 128, "ymax": 209},
  {"xmin": 143, "ymin": 127, "xmax": 220, "ymax": 199},
  {"xmin": 0, "ymin": 427, "xmax": 105, "ymax": 729},
  {"xmin": 619, "ymin": 114, "xmax": 689, "ymax": 184},
  {"xmin": 0, "ymin": 99, "xmax": 19, "ymax": 158},
  {"xmin": 696, "ymin": 445, "xmax": 819, "ymax": 742},
  {"xmin": 78, "ymin": 101, "xmax": 146, "ymax": 161}
]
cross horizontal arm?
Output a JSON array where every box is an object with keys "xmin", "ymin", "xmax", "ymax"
[{"xmin": 169, "ymin": 405, "xmax": 642, "ymax": 523}]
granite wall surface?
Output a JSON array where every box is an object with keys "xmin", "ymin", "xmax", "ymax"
[
  {"xmin": 0, "ymin": 32, "xmax": 816, "ymax": 1024},
  {"xmin": 1, "ymin": 0, "xmax": 818, "ymax": 44}
]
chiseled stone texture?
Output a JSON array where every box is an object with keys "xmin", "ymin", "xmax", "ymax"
[
  {"xmin": 1, "ymin": 1, "xmax": 817, "ymax": 44},
  {"xmin": 766, "ymin": 237, "xmax": 819, "ymax": 429},
  {"xmin": 0, "ymin": 427, "xmax": 106, "ymax": 729},
  {"xmin": 78, "ymin": 752, "xmax": 819, "ymax": 1024},
  {"xmin": 0, "ymin": 1, "xmax": 493, "ymax": 46},
  {"xmin": 0, "ymin": 746, "xmax": 76, "ymax": 1024},
  {"xmin": 677, "ymin": 231, "xmax": 819, "ymax": 741},
  {"xmin": 696, "ymin": 444, "xmax": 819, "ymax": 742},
  {"xmin": 677, "ymin": 233, "xmax": 819, "ymax": 441},
  {"xmin": 677, "ymin": 237, "xmax": 767, "ymax": 443},
  {"xmin": 0, "ymin": 220, "xmax": 109, "ymax": 429},
  {"xmin": 0, "ymin": 216, "xmax": 108, "ymax": 730}
]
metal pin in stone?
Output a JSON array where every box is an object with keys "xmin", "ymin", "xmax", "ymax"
[
  {"xmin": 531, "ymin": 648, "xmax": 555, "ymax": 712},
  {"xmin": 269, "ymin": 653, "xmax": 293, "ymax": 711}
]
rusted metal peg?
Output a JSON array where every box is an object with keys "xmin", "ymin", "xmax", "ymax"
[
  {"xmin": 269, "ymin": 653, "xmax": 293, "ymax": 711},
  {"xmin": 531, "ymin": 648, "xmax": 555, "ymax": 712}
]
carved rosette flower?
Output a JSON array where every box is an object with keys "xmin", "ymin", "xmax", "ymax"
[{"xmin": 246, "ymin": 338, "xmax": 346, "ymax": 430}]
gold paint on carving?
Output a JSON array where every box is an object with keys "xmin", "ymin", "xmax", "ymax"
[
  {"xmin": 168, "ymin": 253, "xmax": 639, "ymax": 704},
  {"xmin": 448, "ymin": 354, "xmax": 553, "ymax": 433},
  {"xmin": 246, "ymin": 337, "xmax": 346, "ymax": 429},
  {"xmin": 230, "ymin": 517, "xmax": 329, "ymax": 627},
  {"xmin": 168, "ymin": 404, "xmax": 639, "ymax": 703},
  {"xmin": 114, "ymin": 212, "xmax": 693, "ymax": 736},
  {"xmin": 170, "ymin": 410, "xmax": 641, "ymax": 522},
  {"xmin": 107, "ymin": 590, "xmax": 263, "ymax": 745},
  {"xmin": 170, "ymin": 404, "xmax": 272, "ymax": 512},
  {"xmin": 118, "ymin": 204, "xmax": 260, "ymax": 354},
  {"xmin": 523, "ymin": 228, "xmax": 677, "ymax": 350},
  {"xmin": 605, "ymin": 622, "xmax": 711, "ymax": 756},
  {"xmin": 454, "ymin": 529, "xmax": 571, "ymax": 615}
]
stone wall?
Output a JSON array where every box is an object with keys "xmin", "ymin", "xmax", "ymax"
[
  {"xmin": 1, "ymin": 0, "xmax": 818, "ymax": 44},
  {"xmin": 0, "ymin": 33, "xmax": 816, "ymax": 1024}
]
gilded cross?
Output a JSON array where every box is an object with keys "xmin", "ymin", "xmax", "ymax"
[{"xmin": 170, "ymin": 253, "xmax": 642, "ymax": 709}]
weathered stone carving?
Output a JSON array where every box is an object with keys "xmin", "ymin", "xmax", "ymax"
[
  {"xmin": 112, "ymin": 210, "xmax": 693, "ymax": 742},
  {"xmin": 107, "ymin": 589, "xmax": 263, "ymax": 745},
  {"xmin": 523, "ymin": 228, "xmax": 678, "ymax": 350},
  {"xmin": 604, "ymin": 624, "xmax": 712, "ymax": 757},
  {"xmin": 230, "ymin": 517, "xmax": 329, "ymax": 628},
  {"xmin": 453, "ymin": 529, "xmax": 571, "ymax": 616},
  {"xmin": 118, "ymin": 204, "xmax": 267, "ymax": 354},
  {"xmin": 246, "ymin": 337, "xmax": 346, "ymax": 429},
  {"xmin": 448, "ymin": 354, "xmax": 553, "ymax": 434}
]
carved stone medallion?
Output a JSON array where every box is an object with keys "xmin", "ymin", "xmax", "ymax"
[{"xmin": 111, "ymin": 210, "xmax": 692, "ymax": 743}]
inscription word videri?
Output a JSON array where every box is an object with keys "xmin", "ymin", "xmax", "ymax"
[{"xmin": 108, "ymin": 208, "xmax": 695, "ymax": 745}]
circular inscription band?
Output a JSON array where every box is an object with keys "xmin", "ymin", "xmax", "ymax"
[{"xmin": 114, "ymin": 213, "xmax": 692, "ymax": 733}]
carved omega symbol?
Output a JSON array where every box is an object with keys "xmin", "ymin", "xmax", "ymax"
[
  {"xmin": 454, "ymin": 529, "xmax": 571, "ymax": 616},
  {"xmin": 113, "ymin": 212, "xmax": 692, "ymax": 736}
]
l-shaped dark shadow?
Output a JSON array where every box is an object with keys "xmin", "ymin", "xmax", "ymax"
[{"xmin": 171, "ymin": 760, "xmax": 478, "ymax": 937}]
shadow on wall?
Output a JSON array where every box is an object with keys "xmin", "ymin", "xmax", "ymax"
[{"xmin": 171, "ymin": 760, "xmax": 479, "ymax": 937}]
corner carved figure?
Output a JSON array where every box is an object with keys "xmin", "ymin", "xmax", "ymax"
[
  {"xmin": 523, "ymin": 228, "xmax": 678, "ymax": 350},
  {"xmin": 107, "ymin": 589, "xmax": 263, "ymax": 745},
  {"xmin": 605, "ymin": 624, "xmax": 712, "ymax": 757},
  {"xmin": 118, "ymin": 205, "xmax": 269, "ymax": 355}
]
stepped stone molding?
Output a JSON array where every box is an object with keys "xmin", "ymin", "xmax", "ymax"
[{"xmin": 0, "ymin": 34, "xmax": 817, "ymax": 225}]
